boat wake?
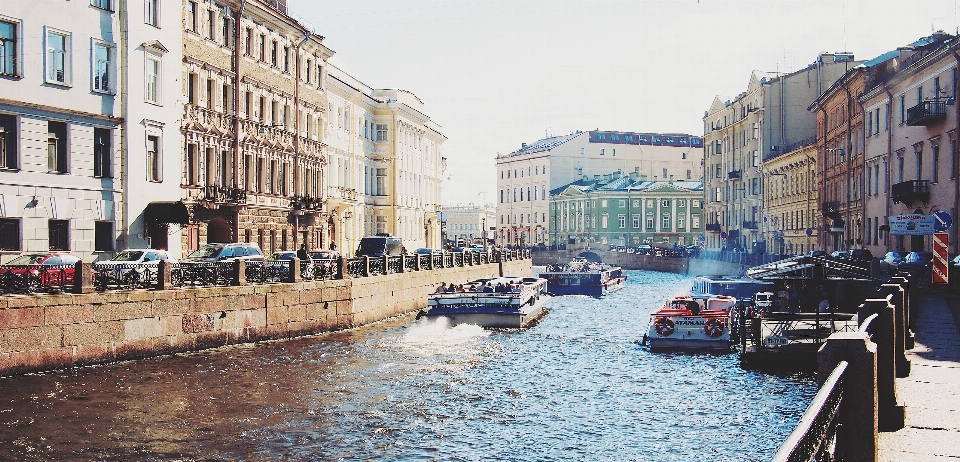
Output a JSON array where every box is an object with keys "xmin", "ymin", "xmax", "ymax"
[{"xmin": 400, "ymin": 317, "xmax": 490, "ymax": 351}]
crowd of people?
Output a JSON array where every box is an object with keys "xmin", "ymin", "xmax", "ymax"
[{"xmin": 434, "ymin": 281, "xmax": 522, "ymax": 294}]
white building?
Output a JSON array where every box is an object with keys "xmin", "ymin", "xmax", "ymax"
[
  {"xmin": 325, "ymin": 62, "xmax": 446, "ymax": 255},
  {"xmin": 495, "ymin": 130, "xmax": 703, "ymax": 246},
  {"xmin": 441, "ymin": 204, "xmax": 495, "ymax": 247},
  {"xmin": 0, "ymin": 0, "xmax": 182, "ymax": 262}
]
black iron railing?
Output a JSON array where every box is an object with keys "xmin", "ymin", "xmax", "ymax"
[
  {"xmin": 905, "ymin": 100, "xmax": 947, "ymax": 126},
  {"xmin": 771, "ymin": 361, "xmax": 847, "ymax": 462}
]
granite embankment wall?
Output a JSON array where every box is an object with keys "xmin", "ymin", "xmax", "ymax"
[{"xmin": 0, "ymin": 260, "xmax": 529, "ymax": 376}]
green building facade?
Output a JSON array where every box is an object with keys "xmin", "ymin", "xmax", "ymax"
[{"xmin": 549, "ymin": 174, "xmax": 704, "ymax": 247}]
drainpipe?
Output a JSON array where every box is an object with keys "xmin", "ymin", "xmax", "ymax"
[
  {"xmin": 118, "ymin": 0, "xmax": 129, "ymax": 252},
  {"xmin": 293, "ymin": 31, "xmax": 311, "ymax": 249},
  {"xmin": 952, "ymin": 49, "xmax": 960, "ymax": 254},
  {"xmin": 884, "ymin": 88, "xmax": 895, "ymax": 251},
  {"xmin": 233, "ymin": 0, "xmax": 245, "ymax": 242}
]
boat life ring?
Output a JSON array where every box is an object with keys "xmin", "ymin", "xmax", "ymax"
[
  {"xmin": 704, "ymin": 318, "xmax": 725, "ymax": 338},
  {"xmin": 654, "ymin": 317, "xmax": 675, "ymax": 336}
]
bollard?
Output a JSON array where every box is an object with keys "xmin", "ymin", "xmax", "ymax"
[
  {"xmin": 817, "ymin": 332, "xmax": 878, "ymax": 462},
  {"xmin": 73, "ymin": 261, "xmax": 95, "ymax": 294},
  {"xmin": 287, "ymin": 259, "xmax": 301, "ymax": 283},
  {"xmin": 155, "ymin": 260, "xmax": 172, "ymax": 290},
  {"xmin": 861, "ymin": 299, "xmax": 905, "ymax": 431},
  {"xmin": 878, "ymin": 284, "xmax": 910, "ymax": 377},
  {"xmin": 232, "ymin": 260, "xmax": 247, "ymax": 286}
]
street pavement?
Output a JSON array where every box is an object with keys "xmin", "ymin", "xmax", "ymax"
[{"xmin": 878, "ymin": 288, "xmax": 960, "ymax": 461}]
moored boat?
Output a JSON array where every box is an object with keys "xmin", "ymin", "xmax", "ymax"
[
  {"xmin": 417, "ymin": 276, "xmax": 550, "ymax": 328},
  {"xmin": 537, "ymin": 258, "xmax": 627, "ymax": 297},
  {"xmin": 643, "ymin": 295, "xmax": 738, "ymax": 350}
]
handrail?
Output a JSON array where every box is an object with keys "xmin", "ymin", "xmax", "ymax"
[{"xmin": 771, "ymin": 361, "xmax": 848, "ymax": 462}]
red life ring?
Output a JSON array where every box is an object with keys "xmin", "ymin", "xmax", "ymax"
[
  {"xmin": 654, "ymin": 317, "xmax": 675, "ymax": 336},
  {"xmin": 704, "ymin": 318, "xmax": 725, "ymax": 338}
]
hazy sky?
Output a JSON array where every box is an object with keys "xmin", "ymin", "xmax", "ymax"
[{"xmin": 290, "ymin": 0, "xmax": 960, "ymax": 206}]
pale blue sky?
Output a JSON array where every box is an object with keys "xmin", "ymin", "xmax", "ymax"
[{"xmin": 290, "ymin": 0, "xmax": 960, "ymax": 205}]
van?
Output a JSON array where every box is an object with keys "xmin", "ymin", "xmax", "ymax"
[{"xmin": 356, "ymin": 235, "xmax": 403, "ymax": 257}]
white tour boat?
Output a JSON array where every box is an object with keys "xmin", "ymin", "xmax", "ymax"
[
  {"xmin": 417, "ymin": 276, "xmax": 550, "ymax": 328},
  {"xmin": 643, "ymin": 294, "xmax": 738, "ymax": 350}
]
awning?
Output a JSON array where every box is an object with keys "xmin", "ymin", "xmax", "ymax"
[{"xmin": 144, "ymin": 201, "xmax": 190, "ymax": 225}]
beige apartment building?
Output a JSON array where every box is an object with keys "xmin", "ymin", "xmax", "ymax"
[
  {"xmin": 495, "ymin": 130, "xmax": 702, "ymax": 247},
  {"xmin": 703, "ymin": 53, "xmax": 861, "ymax": 253},
  {"xmin": 859, "ymin": 33, "xmax": 960, "ymax": 256},
  {"xmin": 762, "ymin": 144, "xmax": 818, "ymax": 255}
]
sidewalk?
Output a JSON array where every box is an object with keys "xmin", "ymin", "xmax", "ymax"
[{"xmin": 878, "ymin": 290, "xmax": 960, "ymax": 461}]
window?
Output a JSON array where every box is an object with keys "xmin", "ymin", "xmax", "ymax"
[
  {"xmin": 662, "ymin": 215, "xmax": 671, "ymax": 229},
  {"xmin": 258, "ymin": 34, "xmax": 265, "ymax": 61},
  {"xmin": 95, "ymin": 221, "xmax": 113, "ymax": 251},
  {"xmin": 92, "ymin": 41, "xmax": 113, "ymax": 93},
  {"xmin": 270, "ymin": 40, "xmax": 277, "ymax": 66},
  {"xmin": 692, "ymin": 215, "xmax": 700, "ymax": 229},
  {"xmin": 692, "ymin": 200, "xmax": 700, "ymax": 207},
  {"xmin": 93, "ymin": 128, "xmax": 111, "ymax": 177},
  {"xmin": 145, "ymin": 54, "xmax": 160, "ymax": 103},
  {"xmin": 221, "ymin": 14, "xmax": 232, "ymax": 47},
  {"xmin": 661, "ymin": 199, "xmax": 670, "ymax": 207},
  {"xmin": 646, "ymin": 217, "xmax": 654, "ymax": 230},
  {"xmin": 187, "ymin": 1, "xmax": 197, "ymax": 32},
  {"xmin": 283, "ymin": 46, "xmax": 289, "ymax": 72},
  {"xmin": 244, "ymin": 27, "xmax": 252, "ymax": 55},
  {"xmin": 632, "ymin": 215, "xmax": 640, "ymax": 228},
  {"xmin": 951, "ymin": 138, "xmax": 957, "ymax": 179},
  {"xmin": 618, "ymin": 214, "xmax": 626, "ymax": 228},
  {"xmin": 375, "ymin": 123, "xmax": 388, "ymax": 141},
  {"xmin": 91, "ymin": 0, "xmax": 112, "ymax": 10},
  {"xmin": 186, "ymin": 144, "xmax": 198, "ymax": 185},
  {"xmin": 899, "ymin": 95, "xmax": 905, "ymax": 124},
  {"xmin": 375, "ymin": 168, "xmax": 386, "ymax": 195},
  {"xmin": 146, "ymin": 134, "xmax": 160, "ymax": 182},
  {"xmin": 619, "ymin": 199, "xmax": 625, "ymax": 207},
  {"xmin": 0, "ymin": 218, "xmax": 19, "ymax": 251},
  {"xmin": 206, "ymin": 9, "xmax": 215, "ymax": 40},
  {"xmin": 662, "ymin": 168, "xmax": 668, "ymax": 178},
  {"xmin": 0, "ymin": 18, "xmax": 19, "ymax": 76},
  {"xmin": 205, "ymin": 78, "xmax": 213, "ymax": 109},
  {"xmin": 0, "ymin": 114, "xmax": 17, "ymax": 169},
  {"xmin": 145, "ymin": 0, "xmax": 159, "ymax": 27},
  {"xmin": 45, "ymin": 28, "xmax": 70, "ymax": 85},
  {"xmin": 601, "ymin": 214, "xmax": 608, "ymax": 229},
  {"xmin": 686, "ymin": 169, "xmax": 692, "ymax": 180},
  {"xmin": 678, "ymin": 217, "xmax": 686, "ymax": 229},
  {"xmin": 49, "ymin": 220, "xmax": 69, "ymax": 251},
  {"xmin": 47, "ymin": 121, "xmax": 68, "ymax": 173}
]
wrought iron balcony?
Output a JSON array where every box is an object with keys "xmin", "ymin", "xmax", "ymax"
[
  {"xmin": 821, "ymin": 201, "xmax": 841, "ymax": 220},
  {"xmin": 705, "ymin": 223, "xmax": 722, "ymax": 232},
  {"xmin": 742, "ymin": 221, "xmax": 759, "ymax": 230},
  {"xmin": 203, "ymin": 186, "xmax": 247, "ymax": 205},
  {"xmin": 891, "ymin": 180, "xmax": 930, "ymax": 205},
  {"xmin": 290, "ymin": 195, "xmax": 323, "ymax": 212},
  {"xmin": 727, "ymin": 229, "xmax": 740, "ymax": 239},
  {"xmin": 727, "ymin": 170, "xmax": 742, "ymax": 180},
  {"xmin": 905, "ymin": 101, "xmax": 947, "ymax": 126}
]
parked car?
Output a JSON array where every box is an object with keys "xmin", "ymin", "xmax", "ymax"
[
  {"xmin": 356, "ymin": 234, "xmax": 403, "ymax": 258},
  {"xmin": 808, "ymin": 250, "xmax": 828, "ymax": 258},
  {"xmin": 93, "ymin": 249, "xmax": 177, "ymax": 287},
  {"xmin": 829, "ymin": 250, "xmax": 849, "ymax": 260},
  {"xmin": 847, "ymin": 249, "xmax": 874, "ymax": 261},
  {"xmin": 310, "ymin": 250, "xmax": 341, "ymax": 261},
  {"xmin": 414, "ymin": 247, "xmax": 443, "ymax": 256},
  {"xmin": 636, "ymin": 244, "xmax": 653, "ymax": 255},
  {"xmin": 310, "ymin": 250, "xmax": 341, "ymax": 278},
  {"xmin": 1, "ymin": 253, "xmax": 81, "ymax": 292},
  {"xmin": 898, "ymin": 251, "xmax": 933, "ymax": 276},
  {"xmin": 880, "ymin": 251, "xmax": 908, "ymax": 273},
  {"xmin": 182, "ymin": 242, "xmax": 265, "ymax": 264}
]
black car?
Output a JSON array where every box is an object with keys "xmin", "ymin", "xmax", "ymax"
[
  {"xmin": 880, "ymin": 251, "xmax": 907, "ymax": 273},
  {"xmin": 898, "ymin": 251, "xmax": 933, "ymax": 275}
]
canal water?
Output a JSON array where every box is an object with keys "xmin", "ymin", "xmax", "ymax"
[{"xmin": 0, "ymin": 270, "xmax": 815, "ymax": 461}]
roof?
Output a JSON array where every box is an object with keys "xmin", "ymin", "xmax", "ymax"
[{"xmin": 551, "ymin": 175, "xmax": 703, "ymax": 196}]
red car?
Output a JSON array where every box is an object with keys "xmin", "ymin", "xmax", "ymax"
[{"xmin": 1, "ymin": 253, "xmax": 81, "ymax": 293}]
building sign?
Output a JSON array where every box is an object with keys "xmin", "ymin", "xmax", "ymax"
[
  {"xmin": 933, "ymin": 232, "xmax": 948, "ymax": 284},
  {"xmin": 888, "ymin": 214, "xmax": 935, "ymax": 235}
]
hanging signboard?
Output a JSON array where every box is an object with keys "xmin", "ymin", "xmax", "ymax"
[{"xmin": 888, "ymin": 214, "xmax": 935, "ymax": 235}]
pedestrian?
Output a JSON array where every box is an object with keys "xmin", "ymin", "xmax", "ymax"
[
  {"xmin": 297, "ymin": 243, "xmax": 310, "ymax": 261},
  {"xmin": 435, "ymin": 282, "xmax": 447, "ymax": 293}
]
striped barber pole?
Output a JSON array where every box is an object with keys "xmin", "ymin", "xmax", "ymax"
[{"xmin": 933, "ymin": 232, "xmax": 949, "ymax": 284}]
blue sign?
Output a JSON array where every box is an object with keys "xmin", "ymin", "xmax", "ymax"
[
  {"xmin": 805, "ymin": 228, "xmax": 813, "ymax": 236},
  {"xmin": 934, "ymin": 211, "xmax": 952, "ymax": 231},
  {"xmin": 889, "ymin": 214, "xmax": 935, "ymax": 236}
]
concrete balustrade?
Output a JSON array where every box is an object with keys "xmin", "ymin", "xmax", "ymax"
[{"xmin": 817, "ymin": 331, "xmax": 878, "ymax": 462}]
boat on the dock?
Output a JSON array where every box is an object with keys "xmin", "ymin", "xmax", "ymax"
[
  {"xmin": 536, "ymin": 258, "xmax": 627, "ymax": 296},
  {"xmin": 691, "ymin": 275, "xmax": 774, "ymax": 300},
  {"xmin": 417, "ymin": 276, "xmax": 550, "ymax": 328},
  {"xmin": 643, "ymin": 295, "xmax": 738, "ymax": 350}
]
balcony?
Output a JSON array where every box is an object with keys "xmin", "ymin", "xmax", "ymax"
[
  {"xmin": 821, "ymin": 201, "xmax": 841, "ymax": 220},
  {"xmin": 905, "ymin": 101, "xmax": 947, "ymax": 126},
  {"xmin": 290, "ymin": 195, "xmax": 323, "ymax": 212},
  {"xmin": 742, "ymin": 221, "xmax": 759, "ymax": 230},
  {"xmin": 727, "ymin": 170, "xmax": 742, "ymax": 180},
  {"xmin": 705, "ymin": 223, "xmax": 722, "ymax": 232},
  {"xmin": 891, "ymin": 180, "xmax": 930, "ymax": 205},
  {"xmin": 203, "ymin": 186, "xmax": 247, "ymax": 205}
]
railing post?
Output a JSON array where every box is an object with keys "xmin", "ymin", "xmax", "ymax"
[
  {"xmin": 364, "ymin": 256, "xmax": 371, "ymax": 277},
  {"xmin": 155, "ymin": 260, "xmax": 172, "ymax": 290},
  {"xmin": 817, "ymin": 332, "xmax": 878, "ymax": 462},
  {"xmin": 73, "ymin": 261, "xmax": 94, "ymax": 294},
  {"xmin": 878, "ymin": 283, "xmax": 910, "ymax": 376},
  {"xmin": 383, "ymin": 255, "xmax": 390, "ymax": 274},
  {"xmin": 860, "ymin": 298, "xmax": 905, "ymax": 431},
  {"xmin": 338, "ymin": 257, "xmax": 348, "ymax": 279},
  {"xmin": 398, "ymin": 256, "xmax": 405, "ymax": 273},
  {"xmin": 232, "ymin": 260, "xmax": 247, "ymax": 286},
  {"xmin": 889, "ymin": 276, "xmax": 915, "ymax": 349},
  {"xmin": 287, "ymin": 259, "xmax": 301, "ymax": 283}
]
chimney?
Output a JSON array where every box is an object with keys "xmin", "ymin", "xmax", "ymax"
[
  {"xmin": 669, "ymin": 175, "xmax": 674, "ymax": 182},
  {"xmin": 521, "ymin": 143, "xmax": 527, "ymax": 149},
  {"xmin": 629, "ymin": 172, "xmax": 638, "ymax": 180}
]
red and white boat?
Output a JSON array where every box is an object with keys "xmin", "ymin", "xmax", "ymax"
[{"xmin": 643, "ymin": 295, "xmax": 738, "ymax": 350}]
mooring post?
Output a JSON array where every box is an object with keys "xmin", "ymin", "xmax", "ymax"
[{"xmin": 817, "ymin": 332, "xmax": 878, "ymax": 462}]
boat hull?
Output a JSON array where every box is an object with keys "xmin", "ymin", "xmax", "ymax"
[
  {"xmin": 546, "ymin": 276, "xmax": 626, "ymax": 297},
  {"xmin": 645, "ymin": 297, "xmax": 735, "ymax": 351},
  {"xmin": 420, "ymin": 297, "xmax": 549, "ymax": 328},
  {"xmin": 538, "ymin": 265, "xmax": 626, "ymax": 297}
]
